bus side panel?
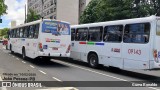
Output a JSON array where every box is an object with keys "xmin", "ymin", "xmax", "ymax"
[
  {"xmin": 152, "ymin": 36, "xmax": 160, "ymax": 68},
  {"xmin": 12, "ymin": 38, "xmax": 18, "ymax": 53},
  {"xmin": 15, "ymin": 38, "xmax": 21, "ymax": 54},
  {"xmin": 152, "ymin": 20, "xmax": 160, "ymax": 69},
  {"xmin": 100, "ymin": 43, "xmax": 123, "ymax": 69},
  {"xmin": 76, "ymin": 41, "xmax": 87, "ymax": 62},
  {"xmin": 71, "ymin": 41, "xmax": 81, "ymax": 60},
  {"xmin": 86, "ymin": 44, "xmax": 104, "ymax": 64},
  {"xmin": 122, "ymin": 44, "xmax": 150, "ymax": 69},
  {"xmin": 25, "ymin": 39, "xmax": 39, "ymax": 59},
  {"xmin": 17, "ymin": 38, "xmax": 25, "ymax": 54}
]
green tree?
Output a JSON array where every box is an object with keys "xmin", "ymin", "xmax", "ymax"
[
  {"xmin": 0, "ymin": 28, "xmax": 9, "ymax": 39},
  {"xmin": 0, "ymin": 0, "xmax": 7, "ymax": 16},
  {"xmin": 80, "ymin": 0, "xmax": 160, "ymax": 24},
  {"xmin": 148, "ymin": 0, "xmax": 160, "ymax": 15},
  {"xmin": 26, "ymin": 9, "xmax": 41, "ymax": 23},
  {"xmin": 80, "ymin": 0, "xmax": 134, "ymax": 24},
  {"xmin": 80, "ymin": 0, "xmax": 99, "ymax": 24}
]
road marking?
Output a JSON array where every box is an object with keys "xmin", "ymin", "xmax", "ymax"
[
  {"xmin": 16, "ymin": 58, "xmax": 20, "ymax": 60},
  {"xmin": 9, "ymin": 54, "xmax": 11, "ymax": 56},
  {"xmin": 39, "ymin": 70, "xmax": 46, "ymax": 75},
  {"xmin": 0, "ymin": 76, "xmax": 7, "ymax": 90},
  {"xmin": 148, "ymin": 87, "xmax": 160, "ymax": 90},
  {"xmin": 30, "ymin": 65, "xmax": 35, "ymax": 69},
  {"xmin": 53, "ymin": 60, "xmax": 159, "ymax": 90},
  {"xmin": 3, "ymin": 47, "xmax": 5, "ymax": 49},
  {"xmin": 52, "ymin": 77, "xmax": 62, "ymax": 82},
  {"xmin": 22, "ymin": 61, "xmax": 26, "ymax": 63},
  {"xmin": 54, "ymin": 60, "xmax": 127, "ymax": 81},
  {"xmin": 12, "ymin": 56, "xmax": 15, "ymax": 58}
]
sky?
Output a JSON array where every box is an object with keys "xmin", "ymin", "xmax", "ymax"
[{"xmin": 0, "ymin": 0, "xmax": 27, "ymax": 29}]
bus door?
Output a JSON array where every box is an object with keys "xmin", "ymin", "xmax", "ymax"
[
  {"xmin": 70, "ymin": 28, "xmax": 77, "ymax": 59},
  {"xmin": 73, "ymin": 28, "xmax": 88, "ymax": 61},
  {"xmin": 122, "ymin": 23, "xmax": 150, "ymax": 69},
  {"xmin": 153, "ymin": 20, "xmax": 160, "ymax": 69},
  {"xmin": 103, "ymin": 25, "xmax": 123, "ymax": 68},
  {"xmin": 15, "ymin": 28, "xmax": 20, "ymax": 53},
  {"xmin": 26, "ymin": 25, "xmax": 39, "ymax": 58}
]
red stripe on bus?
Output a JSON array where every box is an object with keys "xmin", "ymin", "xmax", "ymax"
[{"xmin": 79, "ymin": 42, "xmax": 87, "ymax": 44}]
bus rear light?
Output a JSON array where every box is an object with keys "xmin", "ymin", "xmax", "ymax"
[
  {"xmin": 39, "ymin": 43, "xmax": 43, "ymax": 51},
  {"xmin": 66, "ymin": 45, "xmax": 71, "ymax": 53},
  {"xmin": 153, "ymin": 50, "xmax": 157, "ymax": 58},
  {"xmin": 153, "ymin": 49, "xmax": 159, "ymax": 63},
  {"xmin": 39, "ymin": 43, "xmax": 43, "ymax": 49}
]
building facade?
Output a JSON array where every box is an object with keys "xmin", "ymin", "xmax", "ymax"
[{"xmin": 27, "ymin": 0, "xmax": 91, "ymax": 25}]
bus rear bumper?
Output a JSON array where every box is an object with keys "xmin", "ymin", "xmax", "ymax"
[
  {"xmin": 38, "ymin": 51, "xmax": 70, "ymax": 58},
  {"xmin": 149, "ymin": 60, "xmax": 160, "ymax": 69}
]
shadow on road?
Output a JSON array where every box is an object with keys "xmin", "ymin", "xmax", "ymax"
[
  {"xmin": 56, "ymin": 58, "xmax": 160, "ymax": 81},
  {"xmin": 9, "ymin": 52, "xmax": 160, "ymax": 82},
  {"xmin": 10, "ymin": 53, "xmax": 69, "ymax": 68}
]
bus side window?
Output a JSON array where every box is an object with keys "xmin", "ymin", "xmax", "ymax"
[
  {"xmin": 71, "ymin": 28, "xmax": 75, "ymax": 41},
  {"xmin": 24, "ymin": 26, "xmax": 28, "ymax": 38},
  {"xmin": 104, "ymin": 25, "xmax": 123, "ymax": 42},
  {"xmin": 16, "ymin": 28, "xmax": 20, "ymax": 38},
  {"xmin": 123, "ymin": 23, "xmax": 150, "ymax": 43},
  {"xmin": 34, "ymin": 24, "xmax": 39, "ymax": 39},
  {"xmin": 10, "ymin": 30, "xmax": 13, "ymax": 38},
  {"xmin": 20, "ymin": 28, "xmax": 23, "ymax": 38},
  {"xmin": 29, "ymin": 25, "xmax": 35, "ymax": 38},
  {"xmin": 12, "ymin": 29, "xmax": 15, "ymax": 38},
  {"xmin": 88, "ymin": 26, "xmax": 103, "ymax": 42},
  {"xmin": 75, "ymin": 28, "xmax": 88, "ymax": 41},
  {"xmin": 14, "ymin": 29, "xmax": 17, "ymax": 38},
  {"xmin": 15, "ymin": 29, "xmax": 18, "ymax": 38},
  {"xmin": 22, "ymin": 27, "xmax": 26, "ymax": 38}
]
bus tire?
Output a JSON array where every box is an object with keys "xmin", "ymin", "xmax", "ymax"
[
  {"xmin": 10, "ymin": 45, "xmax": 14, "ymax": 54},
  {"xmin": 88, "ymin": 53, "xmax": 99, "ymax": 68},
  {"xmin": 22, "ymin": 48, "xmax": 26, "ymax": 60}
]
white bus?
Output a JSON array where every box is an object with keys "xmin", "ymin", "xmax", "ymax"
[
  {"xmin": 71, "ymin": 15, "xmax": 160, "ymax": 70},
  {"xmin": 8, "ymin": 19, "xmax": 71, "ymax": 61}
]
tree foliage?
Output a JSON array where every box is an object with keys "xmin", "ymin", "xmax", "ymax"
[
  {"xmin": 26, "ymin": 9, "xmax": 41, "ymax": 23},
  {"xmin": 0, "ymin": 0, "xmax": 7, "ymax": 16},
  {"xmin": 80, "ymin": 0, "xmax": 160, "ymax": 24},
  {"xmin": 0, "ymin": 28, "xmax": 9, "ymax": 39}
]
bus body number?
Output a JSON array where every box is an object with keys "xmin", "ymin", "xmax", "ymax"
[{"xmin": 128, "ymin": 49, "xmax": 141, "ymax": 55}]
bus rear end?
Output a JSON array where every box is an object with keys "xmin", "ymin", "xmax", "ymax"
[
  {"xmin": 38, "ymin": 20, "xmax": 71, "ymax": 58},
  {"xmin": 151, "ymin": 19, "xmax": 160, "ymax": 69}
]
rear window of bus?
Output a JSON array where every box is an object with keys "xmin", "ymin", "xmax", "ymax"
[
  {"xmin": 157, "ymin": 20, "xmax": 160, "ymax": 36},
  {"xmin": 123, "ymin": 23, "xmax": 150, "ymax": 43},
  {"xmin": 42, "ymin": 21, "xmax": 70, "ymax": 35}
]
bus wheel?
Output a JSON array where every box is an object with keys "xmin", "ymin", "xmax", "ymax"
[
  {"xmin": 10, "ymin": 45, "xmax": 14, "ymax": 54},
  {"xmin": 88, "ymin": 53, "xmax": 99, "ymax": 68},
  {"xmin": 22, "ymin": 48, "xmax": 26, "ymax": 60}
]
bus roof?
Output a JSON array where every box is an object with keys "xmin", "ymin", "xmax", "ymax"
[
  {"xmin": 71, "ymin": 15, "xmax": 160, "ymax": 28},
  {"xmin": 10, "ymin": 19, "xmax": 70, "ymax": 30}
]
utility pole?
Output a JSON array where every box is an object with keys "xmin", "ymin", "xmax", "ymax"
[
  {"xmin": 41, "ymin": 0, "xmax": 44, "ymax": 19},
  {"xmin": 25, "ymin": 4, "xmax": 26, "ymax": 23}
]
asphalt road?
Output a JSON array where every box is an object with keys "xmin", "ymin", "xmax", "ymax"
[{"xmin": 0, "ymin": 44, "xmax": 160, "ymax": 90}]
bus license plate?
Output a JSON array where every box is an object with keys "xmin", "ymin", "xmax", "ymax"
[{"xmin": 52, "ymin": 47, "xmax": 58, "ymax": 50}]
